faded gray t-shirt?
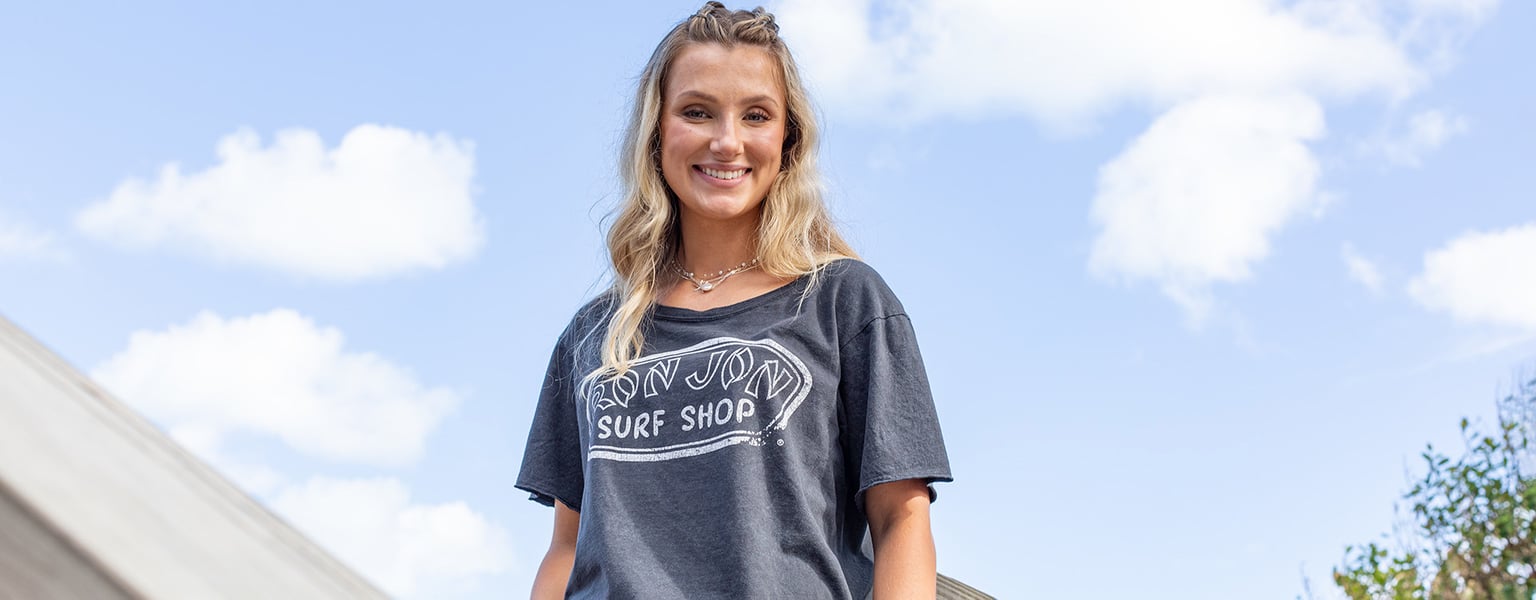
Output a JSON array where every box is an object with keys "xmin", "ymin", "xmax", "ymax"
[{"xmin": 516, "ymin": 259, "xmax": 952, "ymax": 599}]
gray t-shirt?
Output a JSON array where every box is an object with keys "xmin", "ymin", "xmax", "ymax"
[{"xmin": 516, "ymin": 259, "xmax": 952, "ymax": 599}]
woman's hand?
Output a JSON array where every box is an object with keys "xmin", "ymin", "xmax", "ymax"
[
  {"xmin": 865, "ymin": 479, "xmax": 937, "ymax": 600},
  {"xmin": 530, "ymin": 500, "xmax": 580, "ymax": 600}
]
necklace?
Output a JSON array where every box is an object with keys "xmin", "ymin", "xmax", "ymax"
[{"xmin": 671, "ymin": 258, "xmax": 760, "ymax": 292}]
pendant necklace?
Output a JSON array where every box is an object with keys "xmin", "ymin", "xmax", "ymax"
[{"xmin": 672, "ymin": 258, "xmax": 759, "ymax": 292}]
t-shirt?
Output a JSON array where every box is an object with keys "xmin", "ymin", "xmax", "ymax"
[{"xmin": 516, "ymin": 259, "xmax": 952, "ymax": 599}]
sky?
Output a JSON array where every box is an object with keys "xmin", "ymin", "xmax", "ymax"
[{"xmin": 1, "ymin": 0, "xmax": 1533, "ymax": 597}]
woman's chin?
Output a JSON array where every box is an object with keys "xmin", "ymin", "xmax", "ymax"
[{"xmin": 679, "ymin": 197, "xmax": 765, "ymax": 225}]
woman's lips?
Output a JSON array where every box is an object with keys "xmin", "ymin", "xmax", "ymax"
[{"xmin": 694, "ymin": 165, "xmax": 750, "ymax": 184}]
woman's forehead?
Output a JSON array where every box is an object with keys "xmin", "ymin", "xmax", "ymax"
[{"xmin": 664, "ymin": 44, "xmax": 784, "ymax": 103}]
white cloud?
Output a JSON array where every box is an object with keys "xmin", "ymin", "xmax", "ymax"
[
  {"xmin": 92, "ymin": 309, "xmax": 458, "ymax": 467},
  {"xmin": 1341, "ymin": 243, "xmax": 1385, "ymax": 293},
  {"xmin": 0, "ymin": 214, "xmax": 61, "ymax": 261},
  {"xmin": 1410, "ymin": 0, "xmax": 1498, "ymax": 17},
  {"xmin": 1375, "ymin": 108, "xmax": 1469, "ymax": 166},
  {"xmin": 166, "ymin": 422, "xmax": 290, "ymax": 496},
  {"xmin": 1402, "ymin": 0, "xmax": 1500, "ymax": 68},
  {"xmin": 773, "ymin": 0, "xmax": 1493, "ymax": 320},
  {"xmin": 776, "ymin": 0, "xmax": 1425, "ymax": 125},
  {"xmin": 272, "ymin": 477, "xmax": 514, "ymax": 598},
  {"xmin": 90, "ymin": 311, "xmax": 504, "ymax": 595},
  {"xmin": 1408, "ymin": 223, "xmax": 1536, "ymax": 331},
  {"xmin": 76, "ymin": 124, "xmax": 483, "ymax": 282},
  {"xmin": 1088, "ymin": 93, "xmax": 1326, "ymax": 321}
]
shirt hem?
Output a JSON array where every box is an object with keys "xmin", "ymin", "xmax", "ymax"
[{"xmin": 515, "ymin": 481, "xmax": 582, "ymax": 513}]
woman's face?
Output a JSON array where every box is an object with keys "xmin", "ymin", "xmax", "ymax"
[{"xmin": 659, "ymin": 43, "xmax": 786, "ymax": 229}]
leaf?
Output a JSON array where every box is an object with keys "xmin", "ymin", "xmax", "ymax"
[{"xmin": 1327, "ymin": 371, "xmax": 1536, "ymax": 600}]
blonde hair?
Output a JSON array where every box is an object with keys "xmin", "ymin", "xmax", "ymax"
[{"xmin": 596, "ymin": 1, "xmax": 856, "ymax": 378}]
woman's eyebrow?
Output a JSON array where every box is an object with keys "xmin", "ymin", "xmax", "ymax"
[
  {"xmin": 675, "ymin": 90, "xmax": 717, "ymax": 102},
  {"xmin": 740, "ymin": 95, "xmax": 781, "ymax": 108}
]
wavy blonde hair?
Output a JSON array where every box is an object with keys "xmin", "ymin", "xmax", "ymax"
[{"xmin": 595, "ymin": 1, "xmax": 856, "ymax": 378}]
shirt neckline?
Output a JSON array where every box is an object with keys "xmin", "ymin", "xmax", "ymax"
[{"xmin": 653, "ymin": 274, "xmax": 811, "ymax": 322}]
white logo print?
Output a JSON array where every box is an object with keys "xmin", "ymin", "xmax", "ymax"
[{"xmin": 581, "ymin": 337, "xmax": 812, "ymax": 462}]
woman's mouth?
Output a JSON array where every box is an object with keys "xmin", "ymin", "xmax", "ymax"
[{"xmin": 696, "ymin": 165, "xmax": 749, "ymax": 181}]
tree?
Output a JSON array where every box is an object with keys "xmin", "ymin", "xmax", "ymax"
[{"xmin": 1332, "ymin": 375, "xmax": 1536, "ymax": 600}]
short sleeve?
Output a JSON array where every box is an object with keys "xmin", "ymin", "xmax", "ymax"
[
  {"xmin": 515, "ymin": 338, "xmax": 585, "ymax": 511},
  {"xmin": 839, "ymin": 313, "xmax": 952, "ymax": 511}
]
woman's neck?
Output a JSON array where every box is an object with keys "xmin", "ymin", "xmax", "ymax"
[{"xmin": 677, "ymin": 213, "xmax": 760, "ymax": 273}]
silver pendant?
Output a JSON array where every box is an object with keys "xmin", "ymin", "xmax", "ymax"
[{"xmin": 698, "ymin": 281, "xmax": 715, "ymax": 292}]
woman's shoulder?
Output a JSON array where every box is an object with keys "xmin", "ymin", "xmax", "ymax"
[
  {"xmin": 813, "ymin": 258, "xmax": 908, "ymax": 318},
  {"xmin": 818, "ymin": 256, "xmax": 887, "ymax": 286},
  {"xmin": 552, "ymin": 290, "xmax": 618, "ymax": 349}
]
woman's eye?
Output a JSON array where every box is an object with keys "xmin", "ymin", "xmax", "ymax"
[
  {"xmin": 745, "ymin": 112, "xmax": 770, "ymax": 122},
  {"xmin": 682, "ymin": 109, "xmax": 709, "ymax": 119}
]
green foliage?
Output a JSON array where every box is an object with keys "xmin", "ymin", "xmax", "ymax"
[{"xmin": 1332, "ymin": 376, "xmax": 1536, "ymax": 600}]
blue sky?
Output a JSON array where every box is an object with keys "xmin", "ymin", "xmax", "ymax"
[{"xmin": 2, "ymin": 0, "xmax": 1533, "ymax": 597}]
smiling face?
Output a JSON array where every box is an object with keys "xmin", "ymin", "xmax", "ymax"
[{"xmin": 659, "ymin": 43, "xmax": 787, "ymax": 230}]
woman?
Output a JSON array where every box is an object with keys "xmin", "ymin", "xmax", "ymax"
[{"xmin": 517, "ymin": 3, "xmax": 951, "ymax": 598}]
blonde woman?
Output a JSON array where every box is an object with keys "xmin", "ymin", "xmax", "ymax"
[{"xmin": 517, "ymin": 3, "xmax": 951, "ymax": 598}]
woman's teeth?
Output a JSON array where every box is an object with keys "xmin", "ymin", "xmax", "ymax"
[{"xmin": 701, "ymin": 167, "xmax": 746, "ymax": 180}]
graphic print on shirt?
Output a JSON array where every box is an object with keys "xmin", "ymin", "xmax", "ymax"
[{"xmin": 579, "ymin": 337, "xmax": 813, "ymax": 462}]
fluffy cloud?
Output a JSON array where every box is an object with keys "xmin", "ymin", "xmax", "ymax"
[
  {"xmin": 272, "ymin": 477, "xmax": 514, "ymax": 598},
  {"xmin": 1411, "ymin": 0, "xmax": 1499, "ymax": 16},
  {"xmin": 1088, "ymin": 93, "xmax": 1326, "ymax": 319},
  {"xmin": 1403, "ymin": 0, "xmax": 1501, "ymax": 65},
  {"xmin": 776, "ymin": 0, "xmax": 1425, "ymax": 125},
  {"xmin": 91, "ymin": 312, "xmax": 510, "ymax": 595},
  {"xmin": 773, "ymin": 0, "xmax": 1494, "ymax": 320},
  {"xmin": 75, "ymin": 124, "xmax": 483, "ymax": 282},
  {"xmin": 1341, "ymin": 243, "xmax": 1385, "ymax": 293},
  {"xmin": 1376, "ymin": 109, "xmax": 1470, "ymax": 166},
  {"xmin": 1408, "ymin": 223, "xmax": 1536, "ymax": 331},
  {"xmin": 91, "ymin": 309, "xmax": 458, "ymax": 467},
  {"xmin": 0, "ymin": 214, "xmax": 60, "ymax": 261}
]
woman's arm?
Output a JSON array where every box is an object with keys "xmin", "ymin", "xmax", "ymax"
[
  {"xmin": 530, "ymin": 500, "xmax": 580, "ymax": 600},
  {"xmin": 865, "ymin": 478, "xmax": 937, "ymax": 600}
]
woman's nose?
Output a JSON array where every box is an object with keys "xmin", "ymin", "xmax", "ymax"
[{"xmin": 710, "ymin": 120, "xmax": 743, "ymax": 157}]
